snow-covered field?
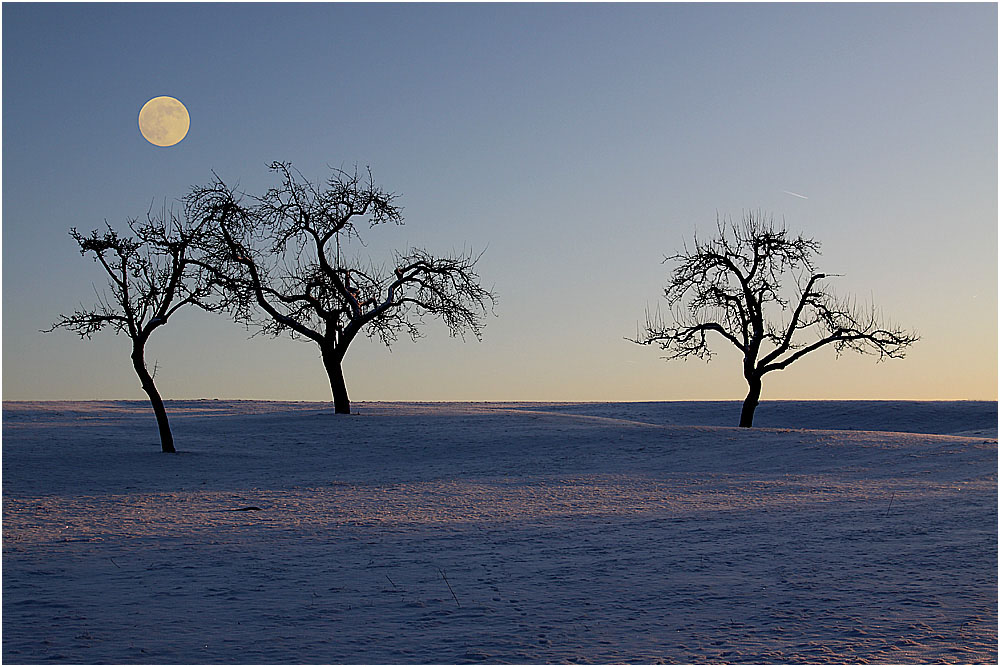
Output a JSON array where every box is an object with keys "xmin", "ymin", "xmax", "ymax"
[{"xmin": 3, "ymin": 400, "xmax": 996, "ymax": 664}]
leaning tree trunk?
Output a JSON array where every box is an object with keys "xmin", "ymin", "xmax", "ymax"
[
  {"xmin": 131, "ymin": 344, "xmax": 176, "ymax": 453},
  {"xmin": 739, "ymin": 375, "xmax": 762, "ymax": 428},
  {"xmin": 321, "ymin": 346, "xmax": 351, "ymax": 415}
]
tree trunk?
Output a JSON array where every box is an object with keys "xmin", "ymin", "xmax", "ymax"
[
  {"xmin": 322, "ymin": 347, "xmax": 351, "ymax": 414},
  {"xmin": 739, "ymin": 375, "xmax": 762, "ymax": 428},
  {"xmin": 131, "ymin": 344, "xmax": 176, "ymax": 453}
]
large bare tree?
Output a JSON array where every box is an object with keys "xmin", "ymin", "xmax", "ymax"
[
  {"xmin": 187, "ymin": 161, "xmax": 496, "ymax": 414},
  {"xmin": 634, "ymin": 212, "xmax": 918, "ymax": 427},
  {"xmin": 46, "ymin": 210, "xmax": 218, "ymax": 452}
]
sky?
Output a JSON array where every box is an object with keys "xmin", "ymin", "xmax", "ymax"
[{"xmin": 3, "ymin": 2, "xmax": 997, "ymax": 403}]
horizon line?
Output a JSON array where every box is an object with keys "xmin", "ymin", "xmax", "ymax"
[{"xmin": 3, "ymin": 397, "xmax": 996, "ymax": 404}]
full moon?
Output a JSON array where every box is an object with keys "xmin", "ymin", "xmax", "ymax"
[{"xmin": 138, "ymin": 96, "xmax": 190, "ymax": 147}]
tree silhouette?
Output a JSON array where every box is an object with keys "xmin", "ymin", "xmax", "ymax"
[
  {"xmin": 187, "ymin": 161, "xmax": 496, "ymax": 414},
  {"xmin": 46, "ymin": 210, "xmax": 218, "ymax": 452},
  {"xmin": 634, "ymin": 212, "xmax": 918, "ymax": 427}
]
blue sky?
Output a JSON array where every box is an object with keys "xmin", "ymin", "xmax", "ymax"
[{"xmin": 3, "ymin": 3, "xmax": 997, "ymax": 402}]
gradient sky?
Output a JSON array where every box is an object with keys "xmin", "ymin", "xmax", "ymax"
[{"xmin": 3, "ymin": 3, "xmax": 997, "ymax": 403}]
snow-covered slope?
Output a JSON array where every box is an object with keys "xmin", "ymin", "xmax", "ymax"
[
  {"xmin": 3, "ymin": 400, "xmax": 996, "ymax": 663},
  {"xmin": 484, "ymin": 399, "xmax": 999, "ymax": 437}
]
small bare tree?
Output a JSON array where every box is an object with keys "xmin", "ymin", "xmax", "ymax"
[
  {"xmin": 634, "ymin": 212, "xmax": 918, "ymax": 427},
  {"xmin": 186, "ymin": 161, "xmax": 496, "ymax": 414},
  {"xmin": 46, "ymin": 210, "xmax": 218, "ymax": 452}
]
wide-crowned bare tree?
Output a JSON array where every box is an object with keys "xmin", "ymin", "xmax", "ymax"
[
  {"xmin": 46, "ymin": 210, "xmax": 219, "ymax": 452},
  {"xmin": 634, "ymin": 212, "xmax": 918, "ymax": 427},
  {"xmin": 186, "ymin": 161, "xmax": 496, "ymax": 414}
]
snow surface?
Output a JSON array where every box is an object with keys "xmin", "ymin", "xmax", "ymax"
[{"xmin": 3, "ymin": 400, "xmax": 997, "ymax": 664}]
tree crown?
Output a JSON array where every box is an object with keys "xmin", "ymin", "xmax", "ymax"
[
  {"xmin": 186, "ymin": 162, "xmax": 496, "ymax": 350},
  {"xmin": 47, "ymin": 209, "xmax": 220, "ymax": 342},
  {"xmin": 637, "ymin": 211, "xmax": 917, "ymax": 376}
]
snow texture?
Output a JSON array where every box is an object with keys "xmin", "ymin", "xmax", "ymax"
[{"xmin": 3, "ymin": 400, "xmax": 997, "ymax": 664}]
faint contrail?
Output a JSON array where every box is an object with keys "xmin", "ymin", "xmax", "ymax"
[{"xmin": 781, "ymin": 190, "xmax": 809, "ymax": 199}]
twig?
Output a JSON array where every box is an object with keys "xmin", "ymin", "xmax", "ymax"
[
  {"xmin": 385, "ymin": 574, "xmax": 397, "ymax": 590},
  {"xmin": 884, "ymin": 490, "xmax": 895, "ymax": 517},
  {"xmin": 438, "ymin": 568, "xmax": 461, "ymax": 608},
  {"xmin": 109, "ymin": 557, "xmax": 121, "ymax": 568}
]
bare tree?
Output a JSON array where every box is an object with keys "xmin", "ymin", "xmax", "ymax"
[
  {"xmin": 634, "ymin": 212, "xmax": 918, "ymax": 427},
  {"xmin": 46, "ymin": 210, "xmax": 218, "ymax": 452},
  {"xmin": 186, "ymin": 161, "xmax": 496, "ymax": 414}
]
